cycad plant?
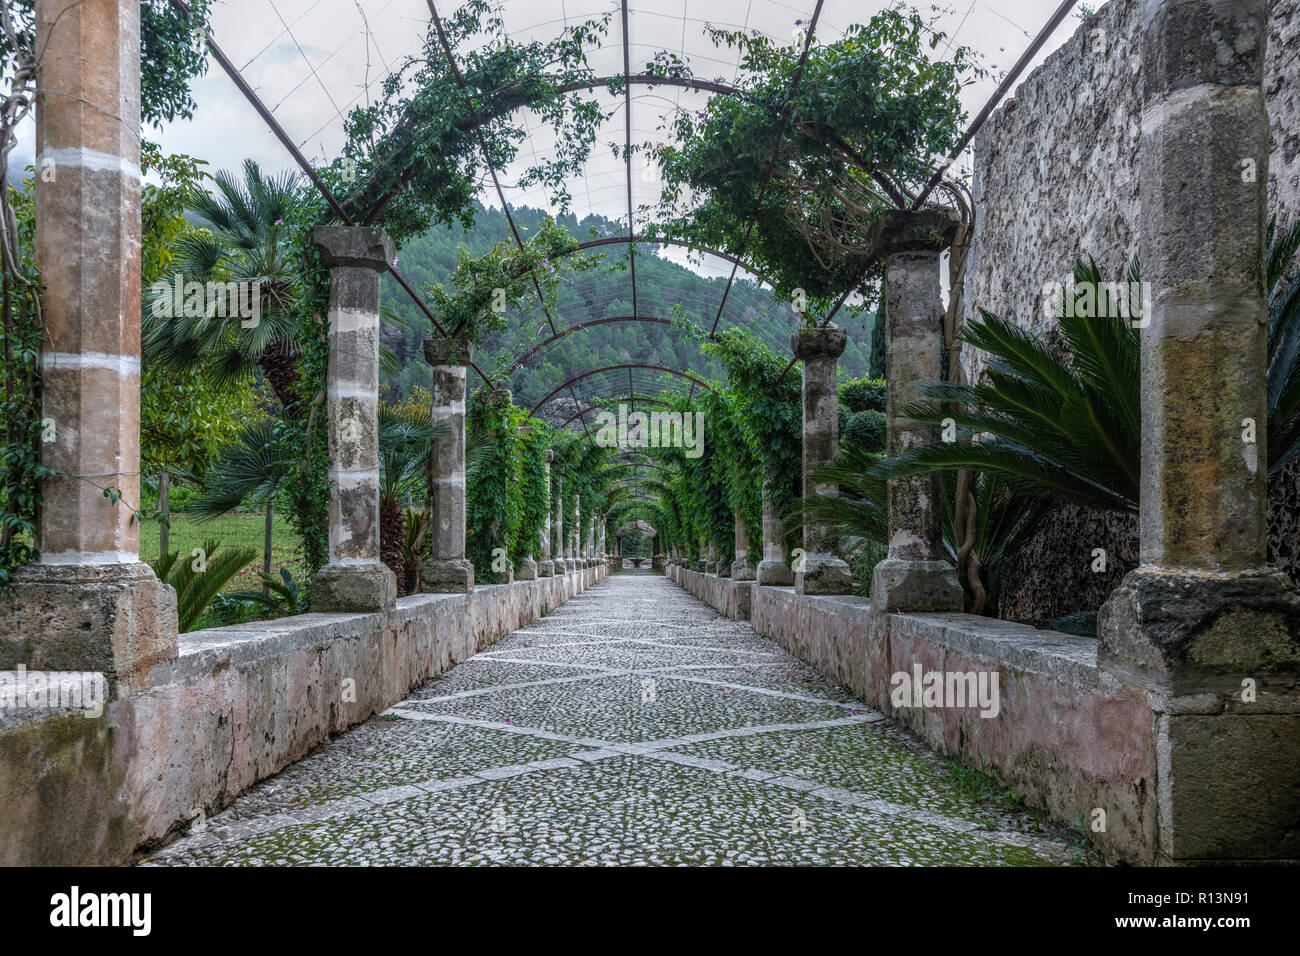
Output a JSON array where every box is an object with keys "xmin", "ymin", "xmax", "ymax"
[
  {"xmin": 378, "ymin": 405, "xmax": 441, "ymax": 594},
  {"xmin": 882, "ymin": 226, "xmax": 1300, "ymax": 514},
  {"xmin": 227, "ymin": 567, "xmax": 310, "ymax": 617},
  {"xmin": 798, "ymin": 444, "xmax": 1044, "ymax": 612},
  {"xmin": 149, "ymin": 538, "xmax": 258, "ymax": 633},
  {"xmin": 881, "ymin": 256, "xmax": 1141, "ymax": 513}
]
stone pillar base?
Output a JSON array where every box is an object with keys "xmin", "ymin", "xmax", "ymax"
[
  {"xmin": 1099, "ymin": 567, "xmax": 1300, "ymax": 863},
  {"xmin": 1099, "ymin": 567, "xmax": 1300, "ymax": 693},
  {"xmin": 796, "ymin": 554, "xmax": 853, "ymax": 595},
  {"xmin": 756, "ymin": 559, "xmax": 794, "ymax": 587},
  {"xmin": 717, "ymin": 562, "xmax": 731, "ymax": 579},
  {"xmin": 869, "ymin": 558, "xmax": 962, "ymax": 612},
  {"xmin": 0, "ymin": 562, "xmax": 177, "ymax": 686},
  {"xmin": 516, "ymin": 558, "xmax": 537, "ymax": 581},
  {"xmin": 421, "ymin": 558, "xmax": 475, "ymax": 593},
  {"xmin": 311, "ymin": 562, "xmax": 397, "ymax": 612},
  {"xmin": 732, "ymin": 561, "xmax": 756, "ymax": 582},
  {"xmin": 537, "ymin": 560, "xmax": 554, "ymax": 578}
]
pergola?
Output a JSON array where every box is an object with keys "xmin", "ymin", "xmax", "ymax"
[{"xmin": 167, "ymin": 0, "xmax": 1076, "ymax": 434}]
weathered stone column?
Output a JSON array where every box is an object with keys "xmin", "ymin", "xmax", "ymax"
[
  {"xmin": 309, "ymin": 227, "xmax": 397, "ymax": 611},
  {"xmin": 0, "ymin": 0, "xmax": 176, "ymax": 685},
  {"xmin": 537, "ymin": 451, "xmax": 555, "ymax": 577},
  {"xmin": 756, "ymin": 477, "xmax": 794, "ymax": 586},
  {"xmin": 1097, "ymin": 0, "xmax": 1300, "ymax": 865},
  {"xmin": 569, "ymin": 493, "xmax": 581, "ymax": 571},
  {"xmin": 731, "ymin": 512, "xmax": 755, "ymax": 581},
  {"xmin": 552, "ymin": 473, "xmax": 565, "ymax": 573},
  {"xmin": 421, "ymin": 337, "xmax": 474, "ymax": 591},
  {"xmin": 585, "ymin": 516, "xmax": 595, "ymax": 562},
  {"xmin": 715, "ymin": 535, "xmax": 730, "ymax": 578},
  {"xmin": 868, "ymin": 210, "xmax": 963, "ymax": 612},
  {"xmin": 792, "ymin": 324, "xmax": 853, "ymax": 595},
  {"xmin": 597, "ymin": 515, "xmax": 606, "ymax": 562}
]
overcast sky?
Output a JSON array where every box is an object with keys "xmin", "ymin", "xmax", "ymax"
[{"xmin": 11, "ymin": 0, "xmax": 1086, "ymax": 271}]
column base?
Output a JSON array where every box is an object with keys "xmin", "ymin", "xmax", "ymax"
[
  {"xmin": 731, "ymin": 561, "xmax": 756, "ymax": 582},
  {"xmin": 756, "ymin": 559, "xmax": 795, "ymax": 587},
  {"xmin": 537, "ymin": 560, "xmax": 554, "ymax": 578},
  {"xmin": 717, "ymin": 562, "xmax": 731, "ymax": 578},
  {"xmin": 796, "ymin": 553, "xmax": 854, "ymax": 595},
  {"xmin": 421, "ymin": 558, "xmax": 475, "ymax": 593},
  {"xmin": 869, "ymin": 558, "xmax": 963, "ymax": 612},
  {"xmin": 1099, "ymin": 566, "xmax": 1300, "ymax": 863},
  {"xmin": 311, "ymin": 561, "xmax": 397, "ymax": 612},
  {"xmin": 1099, "ymin": 567, "xmax": 1300, "ymax": 693},
  {"xmin": 0, "ymin": 561, "xmax": 177, "ymax": 685}
]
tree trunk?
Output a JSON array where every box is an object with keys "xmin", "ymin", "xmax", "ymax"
[
  {"xmin": 159, "ymin": 468, "xmax": 170, "ymax": 557},
  {"xmin": 380, "ymin": 496, "xmax": 406, "ymax": 597},
  {"xmin": 263, "ymin": 495, "xmax": 274, "ymax": 589}
]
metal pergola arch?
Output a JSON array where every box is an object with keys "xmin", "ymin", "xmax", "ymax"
[{"xmin": 175, "ymin": 0, "xmax": 1081, "ymax": 435}]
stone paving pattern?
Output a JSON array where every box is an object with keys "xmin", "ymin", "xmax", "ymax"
[{"xmin": 144, "ymin": 572, "xmax": 1086, "ymax": 866}]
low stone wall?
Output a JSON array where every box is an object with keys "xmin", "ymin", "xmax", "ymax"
[
  {"xmin": 746, "ymin": 585, "xmax": 1155, "ymax": 863},
  {"xmin": 667, "ymin": 566, "xmax": 752, "ymax": 621},
  {"xmin": 665, "ymin": 566, "xmax": 1156, "ymax": 862},
  {"xmin": 0, "ymin": 566, "xmax": 604, "ymax": 866},
  {"xmin": 743, "ymin": 587, "xmax": 1159, "ymax": 863}
]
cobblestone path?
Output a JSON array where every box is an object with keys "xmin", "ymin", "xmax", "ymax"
[{"xmin": 146, "ymin": 572, "xmax": 1083, "ymax": 866}]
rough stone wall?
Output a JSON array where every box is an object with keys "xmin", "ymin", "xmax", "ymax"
[
  {"xmin": 963, "ymin": 0, "xmax": 1300, "ymax": 619},
  {"xmin": 966, "ymin": 0, "xmax": 1298, "ymax": 333}
]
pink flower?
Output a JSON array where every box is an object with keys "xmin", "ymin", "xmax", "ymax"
[
  {"xmin": 392, "ymin": 256, "xmax": 398, "ymax": 267},
  {"xmin": 273, "ymin": 218, "xmax": 284, "ymax": 227}
]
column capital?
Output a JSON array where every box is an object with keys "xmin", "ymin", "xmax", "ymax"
[
  {"xmin": 791, "ymin": 322, "xmax": 848, "ymax": 362},
  {"xmin": 545, "ymin": 449, "xmax": 555, "ymax": 464},
  {"xmin": 312, "ymin": 225, "xmax": 395, "ymax": 272},
  {"xmin": 1141, "ymin": 0, "xmax": 1267, "ymax": 96},
  {"xmin": 867, "ymin": 208, "xmax": 961, "ymax": 259},
  {"xmin": 423, "ymin": 336, "xmax": 474, "ymax": 367}
]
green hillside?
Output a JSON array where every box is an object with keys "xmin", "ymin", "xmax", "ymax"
[{"xmin": 379, "ymin": 204, "xmax": 875, "ymax": 415}]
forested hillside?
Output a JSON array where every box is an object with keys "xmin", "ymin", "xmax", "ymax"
[{"xmin": 379, "ymin": 204, "xmax": 874, "ymax": 416}]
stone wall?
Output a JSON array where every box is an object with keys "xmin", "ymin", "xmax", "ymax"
[
  {"xmin": 668, "ymin": 565, "xmax": 752, "ymax": 621},
  {"xmin": 0, "ymin": 566, "xmax": 604, "ymax": 865},
  {"xmin": 966, "ymin": 0, "xmax": 1299, "ymax": 332},
  {"xmin": 742, "ymin": 582, "xmax": 1166, "ymax": 864},
  {"xmin": 961, "ymin": 0, "xmax": 1300, "ymax": 619}
]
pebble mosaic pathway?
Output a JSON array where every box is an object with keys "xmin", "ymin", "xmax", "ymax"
[{"xmin": 144, "ymin": 571, "xmax": 1085, "ymax": 866}]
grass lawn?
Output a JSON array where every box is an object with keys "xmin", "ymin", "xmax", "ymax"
[{"xmin": 139, "ymin": 510, "xmax": 306, "ymax": 595}]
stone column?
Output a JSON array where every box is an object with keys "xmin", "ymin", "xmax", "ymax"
[
  {"xmin": 552, "ymin": 473, "xmax": 565, "ymax": 573},
  {"xmin": 309, "ymin": 227, "xmax": 397, "ymax": 611},
  {"xmin": 597, "ymin": 515, "xmax": 606, "ymax": 562},
  {"xmin": 715, "ymin": 536, "xmax": 730, "ymax": 578},
  {"xmin": 569, "ymin": 493, "xmax": 581, "ymax": 571},
  {"xmin": 731, "ymin": 512, "xmax": 755, "ymax": 581},
  {"xmin": 868, "ymin": 210, "xmax": 963, "ymax": 612},
  {"xmin": 584, "ymin": 515, "xmax": 595, "ymax": 562},
  {"xmin": 792, "ymin": 324, "xmax": 853, "ymax": 595},
  {"xmin": 756, "ymin": 477, "xmax": 794, "ymax": 585},
  {"xmin": 697, "ymin": 534, "xmax": 708, "ymax": 572},
  {"xmin": 1097, "ymin": 0, "xmax": 1300, "ymax": 865},
  {"xmin": 537, "ymin": 451, "xmax": 555, "ymax": 576},
  {"xmin": 421, "ymin": 337, "xmax": 474, "ymax": 591},
  {"xmin": 0, "ymin": 0, "xmax": 176, "ymax": 685}
]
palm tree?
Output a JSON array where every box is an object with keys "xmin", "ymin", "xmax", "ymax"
[
  {"xmin": 143, "ymin": 159, "xmax": 305, "ymax": 408},
  {"xmin": 188, "ymin": 420, "xmax": 294, "ymax": 579}
]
